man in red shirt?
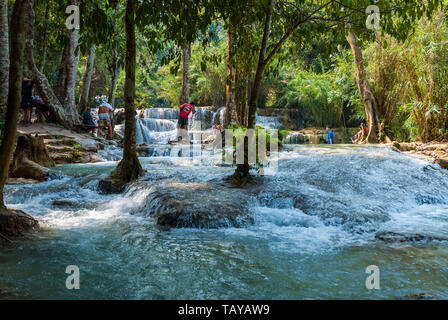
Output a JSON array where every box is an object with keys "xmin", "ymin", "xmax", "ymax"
[{"xmin": 177, "ymin": 102, "xmax": 196, "ymax": 142}]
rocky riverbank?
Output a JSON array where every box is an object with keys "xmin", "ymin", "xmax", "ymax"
[
  {"xmin": 7, "ymin": 123, "xmax": 119, "ymax": 184},
  {"xmin": 17, "ymin": 123, "xmax": 114, "ymax": 163},
  {"xmin": 0, "ymin": 208, "xmax": 39, "ymax": 243},
  {"xmin": 391, "ymin": 141, "xmax": 448, "ymax": 170},
  {"xmin": 284, "ymin": 128, "xmax": 359, "ymax": 144}
]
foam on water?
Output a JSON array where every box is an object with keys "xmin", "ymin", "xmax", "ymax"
[{"xmin": 3, "ymin": 121, "xmax": 448, "ymax": 298}]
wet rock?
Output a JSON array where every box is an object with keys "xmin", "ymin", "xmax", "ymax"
[
  {"xmin": 0, "ymin": 209, "xmax": 39, "ymax": 241},
  {"xmin": 401, "ymin": 293, "xmax": 438, "ymax": 300},
  {"xmin": 434, "ymin": 158, "xmax": 448, "ymax": 170},
  {"xmin": 283, "ymin": 133, "xmax": 307, "ymax": 144},
  {"xmin": 137, "ymin": 146, "xmax": 150, "ymax": 157},
  {"xmin": 7, "ymin": 178, "xmax": 41, "ymax": 185},
  {"xmin": 77, "ymin": 139, "xmax": 104, "ymax": 152},
  {"xmin": 114, "ymin": 110, "xmax": 126, "ymax": 125},
  {"xmin": 98, "ymin": 177, "xmax": 126, "ymax": 195},
  {"xmin": 51, "ymin": 200, "xmax": 77, "ymax": 208},
  {"xmin": 11, "ymin": 158, "xmax": 49, "ymax": 181},
  {"xmin": 133, "ymin": 182, "xmax": 254, "ymax": 229},
  {"xmin": 375, "ymin": 231, "xmax": 448, "ymax": 243}
]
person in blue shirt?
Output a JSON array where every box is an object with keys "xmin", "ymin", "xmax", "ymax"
[{"xmin": 326, "ymin": 125, "xmax": 335, "ymax": 144}]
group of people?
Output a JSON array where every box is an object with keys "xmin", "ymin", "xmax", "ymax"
[
  {"xmin": 19, "ymin": 79, "xmax": 114, "ymax": 140},
  {"xmin": 82, "ymin": 95, "xmax": 115, "ymax": 139},
  {"xmin": 351, "ymin": 121, "xmax": 387, "ymax": 144},
  {"xmin": 352, "ymin": 123, "xmax": 369, "ymax": 144},
  {"xmin": 19, "ymin": 82, "xmax": 380, "ymax": 146}
]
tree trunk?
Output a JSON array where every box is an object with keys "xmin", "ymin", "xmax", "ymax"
[
  {"xmin": 347, "ymin": 33, "xmax": 379, "ymax": 143},
  {"xmin": 0, "ymin": 0, "xmax": 28, "ymax": 209},
  {"xmin": 39, "ymin": 1, "xmax": 49, "ymax": 72},
  {"xmin": 0, "ymin": 0, "xmax": 8, "ymax": 119},
  {"xmin": 108, "ymin": 4, "xmax": 121, "ymax": 108},
  {"xmin": 224, "ymin": 25, "xmax": 237, "ymax": 128},
  {"xmin": 247, "ymin": 0, "xmax": 274, "ymax": 129},
  {"xmin": 99, "ymin": 0, "xmax": 143, "ymax": 194},
  {"xmin": 55, "ymin": 46, "xmax": 68, "ymax": 101},
  {"xmin": 235, "ymin": 70, "xmax": 248, "ymax": 127},
  {"xmin": 179, "ymin": 43, "xmax": 191, "ymax": 105},
  {"xmin": 26, "ymin": 0, "xmax": 73, "ymax": 128},
  {"xmin": 232, "ymin": 70, "xmax": 250, "ymax": 183},
  {"xmin": 109, "ymin": 65, "xmax": 121, "ymax": 108},
  {"xmin": 78, "ymin": 45, "xmax": 97, "ymax": 114}
]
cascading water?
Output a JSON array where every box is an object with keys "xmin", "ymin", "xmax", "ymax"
[
  {"xmin": 2, "ymin": 143, "xmax": 448, "ymax": 299},
  {"xmin": 255, "ymin": 112, "xmax": 282, "ymax": 130},
  {"xmin": 128, "ymin": 107, "xmax": 282, "ymax": 147},
  {"xmin": 124, "ymin": 107, "xmax": 220, "ymax": 146},
  {"xmin": 212, "ymin": 107, "xmax": 226, "ymax": 126}
]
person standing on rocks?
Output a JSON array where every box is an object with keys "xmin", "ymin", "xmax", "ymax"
[
  {"xmin": 98, "ymin": 99, "xmax": 114, "ymax": 139},
  {"xmin": 83, "ymin": 107, "xmax": 99, "ymax": 136},
  {"xmin": 326, "ymin": 125, "xmax": 335, "ymax": 145},
  {"xmin": 21, "ymin": 78, "xmax": 35, "ymax": 125},
  {"xmin": 176, "ymin": 102, "xmax": 196, "ymax": 142}
]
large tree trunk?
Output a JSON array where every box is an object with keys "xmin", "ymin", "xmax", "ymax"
[
  {"xmin": 108, "ymin": 4, "xmax": 121, "ymax": 108},
  {"xmin": 347, "ymin": 33, "xmax": 379, "ymax": 143},
  {"xmin": 0, "ymin": 0, "xmax": 8, "ymax": 118},
  {"xmin": 99, "ymin": 0, "xmax": 143, "ymax": 194},
  {"xmin": 78, "ymin": 45, "xmax": 97, "ymax": 114},
  {"xmin": 179, "ymin": 43, "xmax": 191, "ymax": 105},
  {"xmin": 0, "ymin": 0, "xmax": 38, "ymax": 239},
  {"xmin": 39, "ymin": 1, "xmax": 49, "ymax": 72},
  {"xmin": 55, "ymin": 46, "xmax": 68, "ymax": 101},
  {"xmin": 0, "ymin": 0, "xmax": 28, "ymax": 209},
  {"xmin": 224, "ymin": 25, "xmax": 237, "ymax": 128},
  {"xmin": 26, "ymin": 0, "xmax": 73, "ymax": 128}
]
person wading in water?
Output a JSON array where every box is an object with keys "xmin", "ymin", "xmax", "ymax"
[{"xmin": 176, "ymin": 102, "xmax": 196, "ymax": 142}]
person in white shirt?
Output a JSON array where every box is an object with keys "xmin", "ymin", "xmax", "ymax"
[{"xmin": 98, "ymin": 99, "xmax": 114, "ymax": 139}]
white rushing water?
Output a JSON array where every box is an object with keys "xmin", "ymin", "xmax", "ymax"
[
  {"xmin": 2, "ymin": 144, "xmax": 448, "ymax": 299},
  {"xmin": 2, "ymin": 109, "xmax": 448, "ymax": 299}
]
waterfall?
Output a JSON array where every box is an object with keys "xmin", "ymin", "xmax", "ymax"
[
  {"xmin": 256, "ymin": 112, "xmax": 282, "ymax": 130},
  {"xmin": 189, "ymin": 107, "xmax": 214, "ymax": 131},
  {"xmin": 136, "ymin": 120, "xmax": 152, "ymax": 145},
  {"xmin": 212, "ymin": 107, "xmax": 226, "ymax": 126},
  {"xmin": 125, "ymin": 107, "xmax": 286, "ymax": 147}
]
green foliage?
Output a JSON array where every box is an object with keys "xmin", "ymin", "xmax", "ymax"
[
  {"xmin": 223, "ymin": 123, "xmax": 285, "ymax": 173},
  {"xmin": 362, "ymin": 11, "xmax": 448, "ymax": 142}
]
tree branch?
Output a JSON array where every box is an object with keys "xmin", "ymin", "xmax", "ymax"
[{"xmin": 264, "ymin": 0, "xmax": 337, "ymax": 65}]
